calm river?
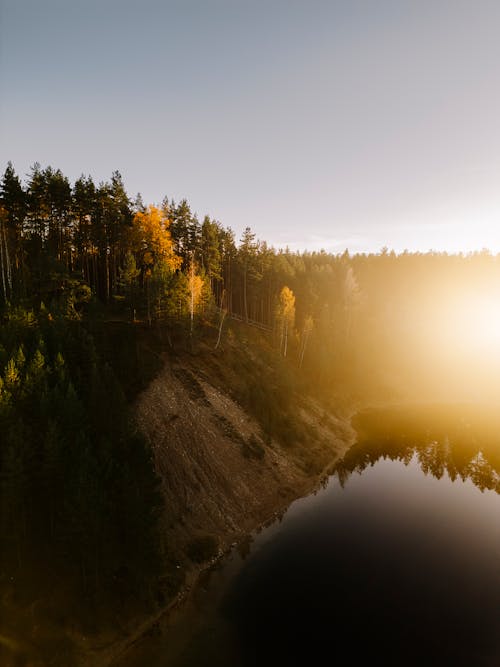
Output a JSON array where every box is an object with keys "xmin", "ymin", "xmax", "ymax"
[{"xmin": 119, "ymin": 404, "xmax": 500, "ymax": 667}]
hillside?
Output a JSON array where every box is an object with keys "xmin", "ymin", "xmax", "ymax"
[
  {"xmin": 138, "ymin": 342, "xmax": 353, "ymax": 552},
  {"xmin": 86, "ymin": 322, "xmax": 355, "ymax": 666}
]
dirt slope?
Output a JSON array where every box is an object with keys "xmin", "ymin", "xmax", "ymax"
[
  {"xmin": 135, "ymin": 351, "xmax": 354, "ymax": 562},
  {"xmin": 101, "ymin": 334, "xmax": 356, "ymax": 666}
]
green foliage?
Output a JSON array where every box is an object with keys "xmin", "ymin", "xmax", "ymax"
[{"xmin": 0, "ymin": 309, "xmax": 162, "ymax": 645}]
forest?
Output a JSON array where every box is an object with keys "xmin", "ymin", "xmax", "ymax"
[{"xmin": 1, "ymin": 161, "xmax": 500, "ymax": 662}]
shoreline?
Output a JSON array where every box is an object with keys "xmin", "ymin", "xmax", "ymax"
[{"xmin": 88, "ymin": 409, "xmax": 358, "ymax": 667}]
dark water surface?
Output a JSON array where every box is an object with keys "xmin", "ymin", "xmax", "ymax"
[{"xmin": 121, "ymin": 405, "xmax": 500, "ymax": 667}]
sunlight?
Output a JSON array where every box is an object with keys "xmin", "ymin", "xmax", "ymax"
[
  {"xmin": 411, "ymin": 286, "xmax": 500, "ymax": 401},
  {"xmin": 452, "ymin": 294, "xmax": 500, "ymax": 351}
]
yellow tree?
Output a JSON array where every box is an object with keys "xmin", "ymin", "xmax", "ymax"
[
  {"xmin": 277, "ymin": 286, "xmax": 295, "ymax": 357},
  {"xmin": 129, "ymin": 205, "xmax": 180, "ymax": 276},
  {"xmin": 128, "ymin": 205, "xmax": 181, "ymax": 323}
]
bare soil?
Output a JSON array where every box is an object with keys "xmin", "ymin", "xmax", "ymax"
[{"xmin": 82, "ymin": 346, "xmax": 356, "ymax": 666}]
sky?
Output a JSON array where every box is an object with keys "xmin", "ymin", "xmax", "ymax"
[{"xmin": 1, "ymin": 0, "xmax": 500, "ymax": 254}]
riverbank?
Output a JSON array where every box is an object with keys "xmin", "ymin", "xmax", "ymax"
[
  {"xmin": 78, "ymin": 337, "xmax": 358, "ymax": 667},
  {"xmin": 107, "ymin": 415, "xmax": 356, "ymax": 667},
  {"xmin": 78, "ymin": 328, "xmax": 355, "ymax": 667},
  {"xmin": 88, "ymin": 396, "xmax": 498, "ymax": 667}
]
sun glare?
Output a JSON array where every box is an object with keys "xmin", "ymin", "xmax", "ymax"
[{"xmin": 447, "ymin": 293, "xmax": 500, "ymax": 355}]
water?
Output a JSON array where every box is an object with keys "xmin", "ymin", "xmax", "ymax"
[{"xmin": 120, "ymin": 405, "xmax": 500, "ymax": 667}]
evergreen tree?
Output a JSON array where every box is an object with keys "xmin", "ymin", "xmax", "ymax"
[
  {"xmin": 0, "ymin": 163, "xmax": 26, "ymax": 298},
  {"xmin": 276, "ymin": 286, "xmax": 295, "ymax": 357},
  {"xmin": 238, "ymin": 226, "xmax": 258, "ymax": 322}
]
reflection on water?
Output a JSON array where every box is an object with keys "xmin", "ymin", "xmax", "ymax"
[
  {"xmin": 119, "ymin": 404, "xmax": 500, "ymax": 667},
  {"xmin": 337, "ymin": 403, "xmax": 500, "ymax": 493}
]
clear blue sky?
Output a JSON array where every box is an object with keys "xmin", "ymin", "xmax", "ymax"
[{"xmin": 2, "ymin": 0, "xmax": 500, "ymax": 254}]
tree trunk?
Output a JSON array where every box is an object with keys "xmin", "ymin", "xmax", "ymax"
[
  {"xmin": 243, "ymin": 264, "xmax": 248, "ymax": 322},
  {"xmin": 0, "ymin": 220, "xmax": 6, "ymax": 301},
  {"xmin": 215, "ymin": 308, "xmax": 226, "ymax": 350},
  {"xmin": 190, "ymin": 261, "xmax": 195, "ymax": 336}
]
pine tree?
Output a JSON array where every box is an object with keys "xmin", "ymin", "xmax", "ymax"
[
  {"xmin": 239, "ymin": 227, "xmax": 257, "ymax": 322},
  {"xmin": 276, "ymin": 286, "xmax": 295, "ymax": 357},
  {"xmin": 73, "ymin": 174, "xmax": 97, "ymax": 288},
  {"xmin": 201, "ymin": 216, "xmax": 222, "ymax": 292},
  {"xmin": 299, "ymin": 315, "xmax": 313, "ymax": 368},
  {"xmin": 0, "ymin": 162, "xmax": 26, "ymax": 297}
]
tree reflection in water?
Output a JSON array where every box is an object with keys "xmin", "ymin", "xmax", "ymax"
[
  {"xmin": 334, "ymin": 404, "xmax": 500, "ymax": 494},
  {"xmin": 120, "ymin": 403, "xmax": 500, "ymax": 667},
  {"xmin": 220, "ymin": 404, "xmax": 500, "ymax": 667}
]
